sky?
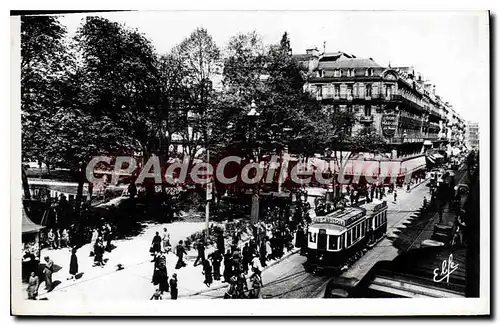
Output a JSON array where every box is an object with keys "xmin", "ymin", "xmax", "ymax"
[{"xmin": 57, "ymin": 10, "xmax": 489, "ymax": 122}]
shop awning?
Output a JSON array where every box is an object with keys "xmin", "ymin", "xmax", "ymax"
[{"xmin": 22, "ymin": 208, "xmax": 45, "ymax": 234}]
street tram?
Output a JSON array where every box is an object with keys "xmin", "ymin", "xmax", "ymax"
[
  {"xmin": 305, "ymin": 199, "xmax": 388, "ymax": 274},
  {"xmin": 364, "ymin": 200, "xmax": 388, "ymax": 247}
]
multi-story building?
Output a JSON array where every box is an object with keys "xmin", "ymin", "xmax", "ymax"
[
  {"xmin": 294, "ymin": 48, "xmax": 462, "ymax": 158},
  {"xmin": 466, "ymin": 121, "xmax": 479, "ymax": 149}
]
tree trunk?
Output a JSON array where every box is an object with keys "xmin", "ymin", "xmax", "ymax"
[{"xmin": 21, "ymin": 165, "xmax": 31, "ymax": 200}]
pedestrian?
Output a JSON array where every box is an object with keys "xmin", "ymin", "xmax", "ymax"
[
  {"xmin": 423, "ymin": 197, "xmax": 428, "ymax": 209},
  {"xmin": 105, "ymin": 223, "xmax": 113, "ymax": 252},
  {"xmin": 439, "ymin": 206, "xmax": 444, "ymax": 224},
  {"xmin": 150, "ymin": 288, "xmax": 163, "ymax": 300},
  {"xmin": 265, "ymin": 238, "xmax": 273, "ymax": 261},
  {"xmin": 202, "ymin": 259, "xmax": 213, "ymax": 287},
  {"xmin": 242, "ymin": 242, "xmax": 250, "ymax": 274},
  {"xmin": 151, "ymin": 231, "xmax": 162, "ymax": 258},
  {"xmin": 55, "ymin": 228, "xmax": 61, "ymax": 249},
  {"xmin": 407, "ymin": 183, "xmax": 411, "ymax": 193},
  {"xmin": 370, "ymin": 186, "xmax": 375, "ymax": 202},
  {"xmin": 208, "ymin": 249, "xmax": 222, "ymax": 281},
  {"xmin": 162, "ymin": 227, "xmax": 171, "ymax": 253},
  {"xmin": 175, "ymin": 240, "xmax": 187, "ymax": 269},
  {"xmin": 217, "ymin": 230, "xmax": 225, "ymax": 254},
  {"xmin": 128, "ymin": 181, "xmax": 137, "ymax": 199},
  {"xmin": 61, "ymin": 228, "xmax": 70, "ymax": 248},
  {"xmin": 248, "ymin": 270, "xmax": 262, "ymax": 299},
  {"xmin": 169, "ymin": 273, "xmax": 178, "ymax": 300},
  {"xmin": 235, "ymin": 272, "xmax": 248, "ymax": 299},
  {"xmin": 223, "ymin": 250, "xmax": 233, "ymax": 282},
  {"xmin": 27, "ymin": 271, "xmax": 39, "ymax": 300},
  {"xmin": 90, "ymin": 228, "xmax": 99, "ymax": 255},
  {"xmin": 259, "ymin": 239, "xmax": 267, "ymax": 267},
  {"xmin": 393, "ymin": 190, "xmax": 397, "ymax": 203},
  {"xmin": 93, "ymin": 237, "xmax": 105, "ymax": 267},
  {"xmin": 194, "ymin": 240, "xmax": 205, "ymax": 266},
  {"xmin": 47, "ymin": 229, "xmax": 55, "ymax": 249},
  {"xmin": 251, "ymin": 254, "xmax": 263, "ymax": 277},
  {"xmin": 157, "ymin": 259, "xmax": 169, "ymax": 294},
  {"xmin": 43, "ymin": 256, "xmax": 54, "ymax": 291},
  {"xmin": 68, "ymin": 247, "xmax": 78, "ymax": 281}
]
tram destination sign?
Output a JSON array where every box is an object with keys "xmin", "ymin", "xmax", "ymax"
[{"xmin": 314, "ymin": 211, "xmax": 364, "ymax": 227}]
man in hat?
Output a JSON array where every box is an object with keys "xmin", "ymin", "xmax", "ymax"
[{"xmin": 194, "ymin": 239, "xmax": 206, "ymax": 267}]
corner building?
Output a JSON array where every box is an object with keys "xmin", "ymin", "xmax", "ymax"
[{"xmin": 294, "ymin": 49, "xmax": 452, "ymax": 158}]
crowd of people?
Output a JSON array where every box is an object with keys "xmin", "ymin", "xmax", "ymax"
[{"xmin": 145, "ymin": 218, "xmax": 300, "ymax": 300}]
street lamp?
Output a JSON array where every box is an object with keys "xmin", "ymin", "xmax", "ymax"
[{"xmin": 247, "ymin": 100, "xmax": 260, "ymax": 223}]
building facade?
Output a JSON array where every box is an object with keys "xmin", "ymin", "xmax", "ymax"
[
  {"xmin": 466, "ymin": 121, "xmax": 479, "ymax": 150},
  {"xmin": 294, "ymin": 49, "xmax": 465, "ymax": 158}
]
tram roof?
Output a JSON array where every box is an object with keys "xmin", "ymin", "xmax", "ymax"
[
  {"xmin": 363, "ymin": 199, "xmax": 388, "ymax": 213},
  {"xmin": 312, "ymin": 207, "xmax": 365, "ymax": 228}
]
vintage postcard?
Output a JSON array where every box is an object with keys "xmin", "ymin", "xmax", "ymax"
[{"xmin": 11, "ymin": 9, "xmax": 490, "ymax": 316}]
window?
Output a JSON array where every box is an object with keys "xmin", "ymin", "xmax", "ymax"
[
  {"xmin": 339, "ymin": 234, "xmax": 344, "ymax": 249},
  {"xmin": 364, "ymin": 106, "xmax": 372, "ymax": 116},
  {"xmin": 309, "ymin": 232, "xmax": 316, "ymax": 243},
  {"xmin": 366, "ymin": 68, "xmax": 373, "ymax": 76},
  {"xmin": 347, "ymin": 85, "xmax": 353, "ymax": 97},
  {"xmin": 334, "ymin": 85, "xmax": 340, "ymax": 97},
  {"xmin": 386, "ymin": 84, "xmax": 392, "ymax": 97},
  {"xmin": 334, "ymin": 69, "xmax": 342, "ymax": 77},
  {"xmin": 317, "ymin": 86, "xmax": 323, "ymax": 97},
  {"xmin": 346, "ymin": 230, "xmax": 352, "ymax": 247},
  {"xmin": 347, "ymin": 105, "xmax": 353, "ymax": 113},
  {"xmin": 328, "ymin": 235, "xmax": 338, "ymax": 250},
  {"xmin": 366, "ymin": 84, "xmax": 372, "ymax": 97}
]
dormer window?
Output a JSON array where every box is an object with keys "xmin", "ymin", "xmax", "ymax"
[
  {"xmin": 334, "ymin": 69, "xmax": 342, "ymax": 77},
  {"xmin": 365, "ymin": 68, "xmax": 373, "ymax": 76},
  {"xmin": 347, "ymin": 69, "xmax": 355, "ymax": 77}
]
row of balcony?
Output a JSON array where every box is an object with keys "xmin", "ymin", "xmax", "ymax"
[{"xmin": 317, "ymin": 93, "xmax": 401, "ymax": 101}]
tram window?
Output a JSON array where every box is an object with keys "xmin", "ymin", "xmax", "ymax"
[
  {"xmin": 309, "ymin": 232, "xmax": 317, "ymax": 243},
  {"xmin": 339, "ymin": 234, "xmax": 344, "ymax": 249},
  {"xmin": 346, "ymin": 231, "xmax": 352, "ymax": 246},
  {"xmin": 328, "ymin": 235, "xmax": 338, "ymax": 250}
]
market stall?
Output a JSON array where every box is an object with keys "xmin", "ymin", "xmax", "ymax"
[{"xmin": 22, "ymin": 208, "xmax": 45, "ymax": 280}]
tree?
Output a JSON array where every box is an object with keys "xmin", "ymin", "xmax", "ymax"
[
  {"xmin": 350, "ymin": 125, "xmax": 388, "ymax": 153},
  {"xmin": 75, "ymin": 16, "xmax": 161, "ymax": 159},
  {"xmin": 21, "ymin": 15, "xmax": 71, "ymax": 171},
  {"xmin": 173, "ymin": 28, "xmax": 222, "ymax": 158}
]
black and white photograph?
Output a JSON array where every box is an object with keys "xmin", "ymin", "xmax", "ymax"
[{"xmin": 10, "ymin": 8, "xmax": 489, "ymax": 316}]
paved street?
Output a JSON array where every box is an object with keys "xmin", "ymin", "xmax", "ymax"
[
  {"xmin": 190, "ymin": 177, "xmax": 438, "ymax": 299},
  {"xmin": 24, "ymin": 169, "xmax": 470, "ymax": 301}
]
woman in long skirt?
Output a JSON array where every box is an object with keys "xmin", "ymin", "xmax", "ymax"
[
  {"xmin": 158, "ymin": 264, "xmax": 169, "ymax": 293},
  {"xmin": 203, "ymin": 259, "xmax": 213, "ymax": 287},
  {"xmin": 27, "ymin": 272, "xmax": 39, "ymax": 300},
  {"xmin": 68, "ymin": 248, "xmax": 78, "ymax": 280}
]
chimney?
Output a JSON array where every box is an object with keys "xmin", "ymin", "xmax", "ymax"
[{"xmin": 432, "ymin": 85, "xmax": 436, "ymax": 95}]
